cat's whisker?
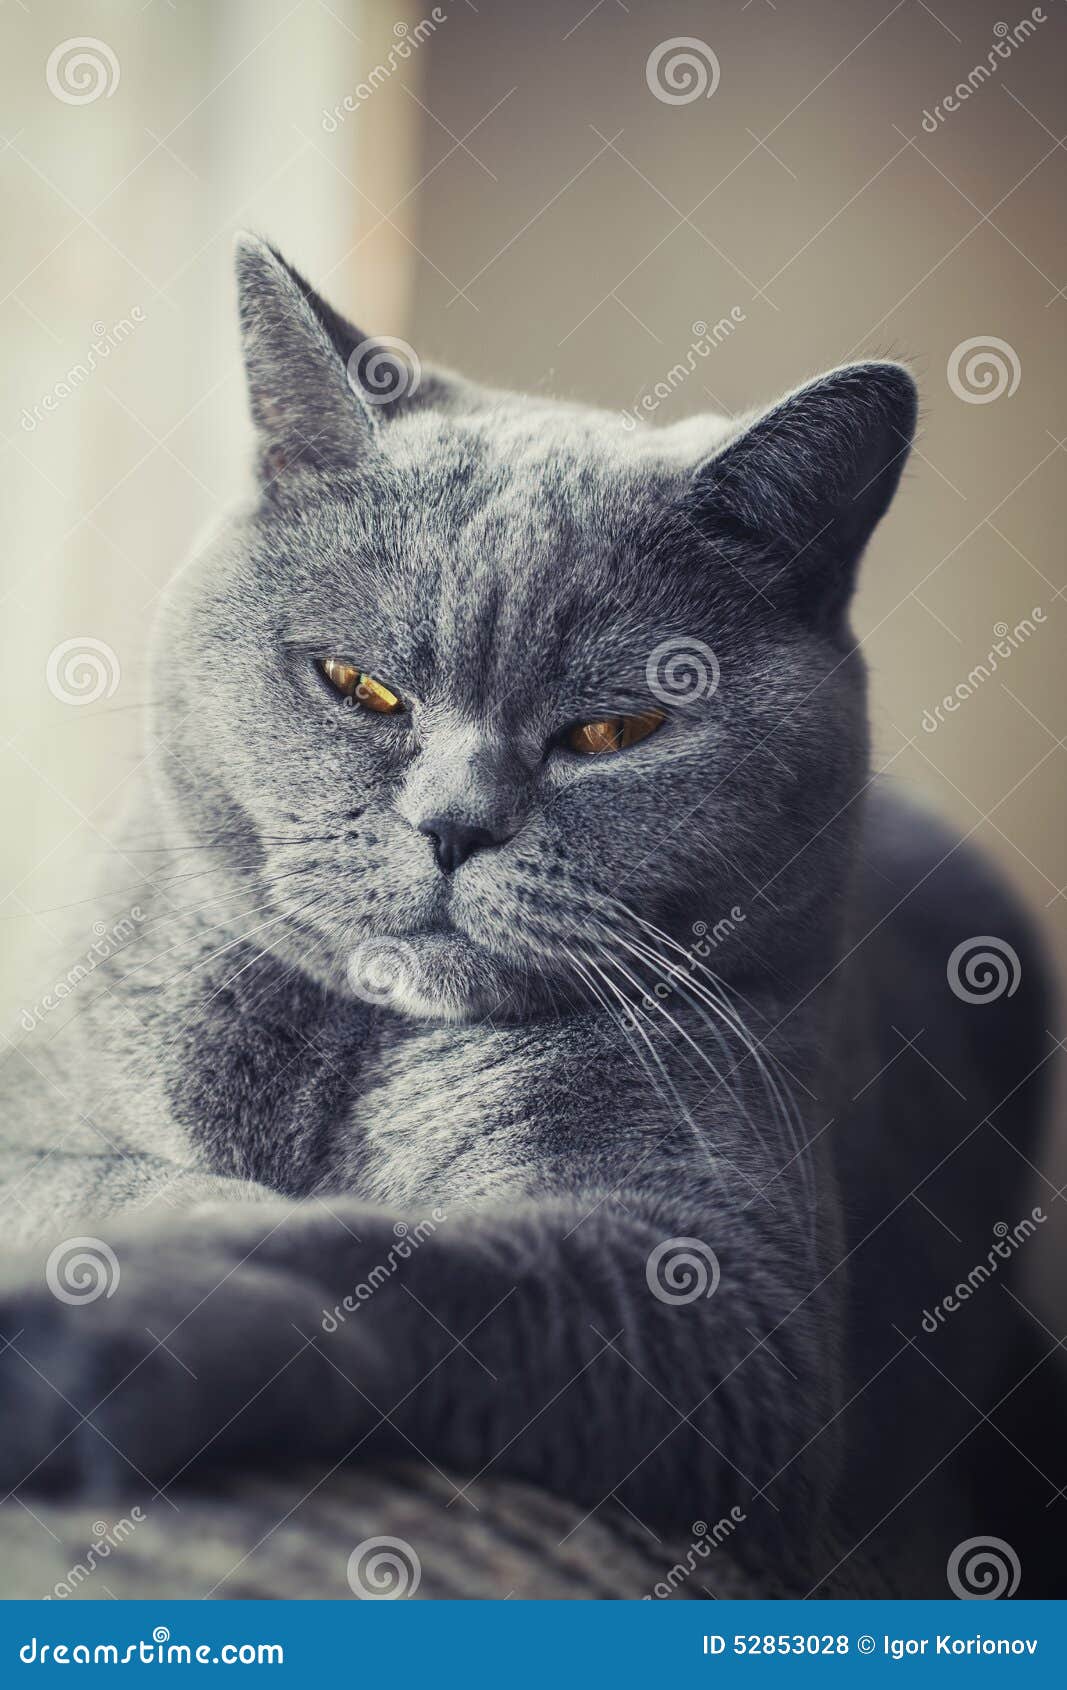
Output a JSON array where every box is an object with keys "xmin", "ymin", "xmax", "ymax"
[
  {"xmin": 155, "ymin": 887, "xmax": 331, "ymax": 1004},
  {"xmin": 126, "ymin": 866, "xmax": 326, "ymax": 943},
  {"xmin": 607, "ymin": 930, "xmax": 814, "ymax": 1224},
  {"xmin": 102, "ymin": 835, "xmax": 334, "ymax": 856},
  {"xmin": 26, "ymin": 869, "xmax": 336, "ymax": 1051},
  {"xmin": 161, "ymin": 888, "xmax": 339, "ymax": 1049},
  {"xmin": 52, "ymin": 878, "xmax": 325, "ymax": 1040},
  {"xmin": 612, "ymin": 907, "xmax": 816, "ymax": 1219},
  {"xmin": 587, "ymin": 940, "xmax": 781, "ymax": 1206},
  {"xmin": 0, "ymin": 864, "xmax": 267, "ymax": 922},
  {"xmin": 585, "ymin": 905, "xmax": 750, "ymax": 1086},
  {"xmin": 570, "ymin": 947, "xmax": 734, "ymax": 1196},
  {"xmin": 625, "ymin": 907, "xmax": 795, "ymax": 1091},
  {"xmin": 231, "ymin": 911, "xmax": 342, "ymax": 1031},
  {"xmin": 617, "ymin": 937, "xmax": 818, "ymax": 1251},
  {"xmin": 593, "ymin": 931, "xmax": 768, "ymax": 1158},
  {"xmin": 562, "ymin": 950, "xmax": 683, "ymax": 1138}
]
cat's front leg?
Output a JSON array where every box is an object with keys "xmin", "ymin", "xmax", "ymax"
[
  {"xmin": 0, "ymin": 1188, "xmax": 833, "ymax": 1562},
  {"xmin": 0, "ymin": 1201, "xmax": 393, "ymax": 1495}
]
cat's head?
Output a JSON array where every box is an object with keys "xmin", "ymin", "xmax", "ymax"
[{"xmin": 152, "ymin": 236, "xmax": 916, "ymax": 1023}]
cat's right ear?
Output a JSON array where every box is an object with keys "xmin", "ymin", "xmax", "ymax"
[
  {"xmin": 235, "ymin": 233, "xmax": 380, "ymax": 487},
  {"xmin": 683, "ymin": 361, "xmax": 918, "ymax": 623}
]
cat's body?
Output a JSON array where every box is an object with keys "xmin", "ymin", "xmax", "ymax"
[{"xmin": 0, "ymin": 240, "xmax": 1059, "ymax": 1598}]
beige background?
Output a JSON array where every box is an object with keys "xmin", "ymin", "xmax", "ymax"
[{"xmin": 2, "ymin": 2, "xmax": 1065, "ymax": 1225}]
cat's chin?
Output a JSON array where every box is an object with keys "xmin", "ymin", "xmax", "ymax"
[{"xmin": 344, "ymin": 931, "xmax": 525, "ymax": 1024}]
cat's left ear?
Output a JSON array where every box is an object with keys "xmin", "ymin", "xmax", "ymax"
[
  {"xmin": 688, "ymin": 361, "xmax": 917, "ymax": 613},
  {"xmin": 235, "ymin": 235, "xmax": 472, "ymax": 488},
  {"xmin": 235, "ymin": 233, "xmax": 387, "ymax": 486}
]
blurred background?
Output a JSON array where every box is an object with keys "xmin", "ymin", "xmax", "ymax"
[{"xmin": 2, "ymin": 0, "xmax": 1065, "ymax": 1225}]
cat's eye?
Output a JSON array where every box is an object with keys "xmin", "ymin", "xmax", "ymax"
[
  {"xmin": 566, "ymin": 710, "xmax": 665, "ymax": 755},
  {"xmin": 320, "ymin": 658, "xmax": 403, "ymax": 714}
]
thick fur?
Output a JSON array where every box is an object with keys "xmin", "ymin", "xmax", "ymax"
[{"xmin": 0, "ymin": 239, "xmax": 1059, "ymax": 1597}]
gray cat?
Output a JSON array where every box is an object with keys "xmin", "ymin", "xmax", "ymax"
[{"xmin": 0, "ymin": 238, "xmax": 1060, "ymax": 1597}]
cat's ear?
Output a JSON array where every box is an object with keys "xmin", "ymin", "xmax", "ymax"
[
  {"xmin": 235, "ymin": 233, "xmax": 386, "ymax": 485},
  {"xmin": 688, "ymin": 361, "xmax": 917, "ymax": 615}
]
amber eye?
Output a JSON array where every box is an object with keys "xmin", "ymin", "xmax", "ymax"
[
  {"xmin": 566, "ymin": 710, "xmax": 665, "ymax": 755},
  {"xmin": 321, "ymin": 659, "xmax": 403, "ymax": 714}
]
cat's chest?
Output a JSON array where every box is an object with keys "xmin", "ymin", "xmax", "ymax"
[
  {"xmin": 334, "ymin": 1026, "xmax": 552, "ymax": 1205},
  {"xmin": 331, "ymin": 1017, "xmax": 631, "ymax": 1207}
]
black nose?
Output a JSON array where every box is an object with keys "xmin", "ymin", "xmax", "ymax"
[{"xmin": 419, "ymin": 818, "xmax": 498, "ymax": 875}]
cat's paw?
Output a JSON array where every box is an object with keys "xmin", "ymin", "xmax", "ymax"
[{"xmin": 0, "ymin": 1214, "xmax": 394, "ymax": 1497}]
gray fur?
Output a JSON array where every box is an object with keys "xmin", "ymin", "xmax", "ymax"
[{"xmin": 0, "ymin": 237, "xmax": 1060, "ymax": 1598}]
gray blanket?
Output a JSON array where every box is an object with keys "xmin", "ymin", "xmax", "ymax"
[{"xmin": 0, "ymin": 1467, "xmax": 888, "ymax": 1600}]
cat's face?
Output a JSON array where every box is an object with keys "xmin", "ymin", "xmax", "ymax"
[{"xmin": 153, "ymin": 239, "xmax": 915, "ymax": 1023}]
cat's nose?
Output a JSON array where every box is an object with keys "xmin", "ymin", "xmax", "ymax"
[{"xmin": 419, "ymin": 817, "xmax": 499, "ymax": 875}]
